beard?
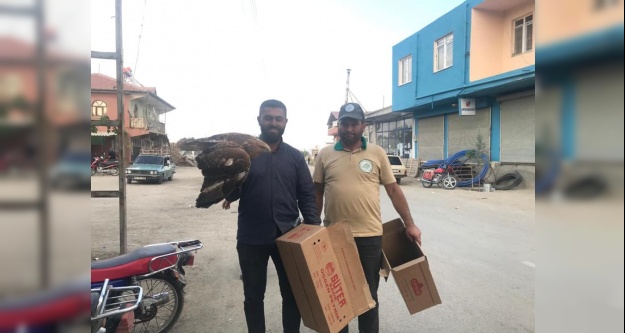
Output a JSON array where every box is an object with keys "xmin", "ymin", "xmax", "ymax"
[
  {"xmin": 260, "ymin": 126, "xmax": 285, "ymax": 144},
  {"xmin": 339, "ymin": 132, "xmax": 361, "ymax": 147}
]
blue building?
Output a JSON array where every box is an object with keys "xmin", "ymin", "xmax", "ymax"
[{"xmin": 391, "ymin": 0, "xmax": 535, "ymax": 169}]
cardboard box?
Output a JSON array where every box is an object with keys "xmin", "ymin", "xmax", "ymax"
[
  {"xmin": 381, "ymin": 218, "xmax": 442, "ymax": 315},
  {"xmin": 277, "ymin": 221, "xmax": 376, "ymax": 333}
]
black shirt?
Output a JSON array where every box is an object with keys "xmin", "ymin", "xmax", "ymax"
[{"xmin": 225, "ymin": 139, "xmax": 321, "ymax": 245}]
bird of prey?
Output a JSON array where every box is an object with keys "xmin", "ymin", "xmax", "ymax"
[{"xmin": 177, "ymin": 133, "xmax": 270, "ymax": 208}]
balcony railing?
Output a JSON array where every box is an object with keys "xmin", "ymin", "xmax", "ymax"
[{"xmin": 130, "ymin": 117, "xmax": 166, "ymax": 134}]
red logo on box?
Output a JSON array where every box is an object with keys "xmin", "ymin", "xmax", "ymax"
[
  {"xmin": 326, "ymin": 262, "xmax": 335, "ymax": 276},
  {"xmin": 411, "ymin": 278, "xmax": 424, "ymax": 296}
]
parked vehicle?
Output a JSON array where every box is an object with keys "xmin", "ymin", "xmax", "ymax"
[
  {"xmin": 126, "ymin": 154, "xmax": 175, "ymax": 184},
  {"xmin": 91, "ymin": 280, "xmax": 144, "ymax": 333},
  {"xmin": 0, "ymin": 277, "xmax": 90, "ymax": 332},
  {"xmin": 91, "ymin": 239, "xmax": 203, "ymax": 332},
  {"xmin": 421, "ymin": 164, "xmax": 458, "ymax": 189},
  {"xmin": 92, "ymin": 156, "xmax": 120, "ymax": 176},
  {"xmin": 50, "ymin": 150, "xmax": 92, "ymax": 190},
  {"xmin": 388, "ymin": 155, "xmax": 407, "ymax": 184}
]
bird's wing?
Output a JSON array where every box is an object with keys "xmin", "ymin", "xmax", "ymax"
[
  {"xmin": 195, "ymin": 147, "xmax": 250, "ymax": 209},
  {"xmin": 178, "ymin": 133, "xmax": 261, "ymax": 153}
]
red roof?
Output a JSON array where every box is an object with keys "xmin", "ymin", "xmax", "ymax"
[
  {"xmin": 0, "ymin": 36, "xmax": 84, "ymax": 62},
  {"xmin": 91, "ymin": 73, "xmax": 156, "ymax": 93},
  {"xmin": 0, "ymin": 37, "xmax": 37, "ymax": 59},
  {"xmin": 326, "ymin": 111, "xmax": 340, "ymax": 126}
]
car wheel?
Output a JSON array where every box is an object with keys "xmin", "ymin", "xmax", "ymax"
[
  {"xmin": 168, "ymin": 173, "xmax": 173, "ymax": 181},
  {"xmin": 127, "ymin": 178, "xmax": 132, "ymax": 184},
  {"xmin": 156, "ymin": 174, "xmax": 163, "ymax": 184},
  {"xmin": 396, "ymin": 177, "xmax": 401, "ymax": 184}
]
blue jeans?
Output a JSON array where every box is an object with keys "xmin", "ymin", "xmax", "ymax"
[
  {"xmin": 237, "ymin": 242, "xmax": 301, "ymax": 333},
  {"xmin": 340, "ymin": 236, "xmax": 383, "ymax": 333}
]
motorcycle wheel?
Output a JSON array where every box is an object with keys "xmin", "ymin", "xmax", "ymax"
[
  {"xmin": 421, "ymin": 180, "xmax": 433, "ymax": 188},
  {"xmin": 110, "ymin": 167, "xmax": 119, "ymax": 176},
  {"xmin": 91, "ymin": 168, "xmax": 96, "ymax": 176},
  {"xmin": 133, "ymin": 273, "xmax": 184, "ymax": 333},
  {"xmin": 442, "ymin": 175, "xmax": 457, "ymax": 189}
]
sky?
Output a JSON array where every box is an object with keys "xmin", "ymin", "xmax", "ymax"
[{"xmin": 89, "ymin": 0, "xmax": 465, "ymax": 151}]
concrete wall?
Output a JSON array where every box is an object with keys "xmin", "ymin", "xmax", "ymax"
[
  {"xmin": 537, "ymin": 0, "xmax": 624, "ymax": 46},
  {"xmin": 470, "ymin": 2, "xmax": 535, "ymax": 81},
  {"xmin": 470, "ymin": 9, "xmax": 504, "ymax": 81}
]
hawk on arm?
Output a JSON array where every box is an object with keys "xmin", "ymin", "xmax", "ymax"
[{"xmin": 178, "ymin": 133, "xmax": 270, "ymax": 208}]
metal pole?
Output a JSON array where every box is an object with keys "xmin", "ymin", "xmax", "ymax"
[
  {"xmin": 35, "ymin": 0, "xmax": 49, "ymax": 288},
  {"xmin": 115, "ymin": 0, "xmax": 128, "ymax": 254},
  {"xmin": 345, "ymin": 69, "xmax": 351, "ymax": 104}
]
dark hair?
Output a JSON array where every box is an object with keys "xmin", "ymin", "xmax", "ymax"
[{"xmin": 259, "ymin": 99, "xmax": 287, "ymax": 117}]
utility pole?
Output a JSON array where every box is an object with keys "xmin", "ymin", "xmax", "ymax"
[
  {"xmin": 345, "ymin": 69, "xmax": 351, "ymax": 104},
  {"xmin": 115, "ymin": 0, "xmax": 127, "ymax": 255},
  {"xmin": 91, "ymin": 0, "xmax": 128, "ymax": 254}
]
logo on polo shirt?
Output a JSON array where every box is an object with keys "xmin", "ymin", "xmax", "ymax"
[{"xmin": 359, "ymin": 159, "xmax": 373, "ymax": 173}]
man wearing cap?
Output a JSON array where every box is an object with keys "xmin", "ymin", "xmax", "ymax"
[{"xmin": 313, "ymin": 102, "xmax": 421, "ymax": 333}]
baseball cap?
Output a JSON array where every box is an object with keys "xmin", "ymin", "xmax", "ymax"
[{"xmin": 338, "ymin": 103, "xmax": 365, "ymax": 121}]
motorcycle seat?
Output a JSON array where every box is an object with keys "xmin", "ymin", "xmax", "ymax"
[
  {"xmin": 91, "ymin": 244, "xmax": 179, "ymax": 282},
  {"xmin": 100, "ymin": 161, "xmax": 118, "ymax": 166},
  {"xmin": 91, "ymin": 244, "xmax": 177, "ymax": 270}
]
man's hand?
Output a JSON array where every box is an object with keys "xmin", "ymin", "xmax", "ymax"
[
  {"xmin": 222, "ymin": 200, "xmax": 231, "ymax": 210},
  {"xmin": 405, "ymin": 225, "xmax": 422, "ymax": 246}
]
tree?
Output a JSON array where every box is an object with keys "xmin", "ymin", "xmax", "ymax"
[
  {"xmin": 465, "ymin": 131, "xmax": 488, "ymax": 188},
  {"xmin": 465, "ymin": 131, "xmax": 487, "ymax": 163}
]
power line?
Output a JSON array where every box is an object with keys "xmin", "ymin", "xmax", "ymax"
[
  {"xmin": 134, "ymin": 0, "xmax": 147, "ymax": 76},
  {"xmin": 348, "ymin": 89, "xmax": 367, "ymax": 112}
]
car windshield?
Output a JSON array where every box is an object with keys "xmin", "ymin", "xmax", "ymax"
[
  {"xmin": 388, "ymin": 156, "xmax": 402, "ymax": 166},
  {"xmin": 134, "ymin": 155, "xmax": 164, "ymax": 165}
]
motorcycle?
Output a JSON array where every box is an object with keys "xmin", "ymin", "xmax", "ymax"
[
  {"xmin": 92, "ymin": 156, "xmax": 120, "ymax": 176},
  {"xmin": 91, "ymin": 280, "xmax": 144, "ymax": 333},
  {"xmin": 421, "ymin": 164, "xmax": 458, "ymax": 189},
  {"xmin": 91, "ymin": 239, "xmax": 203, "ymax": 333}
]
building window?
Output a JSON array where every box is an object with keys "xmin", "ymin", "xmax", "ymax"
[
  {"xmin": 513, "ymin": 14, "xmax": 533, "ymax": 55},
  {"xmin": 398, "ymin": 55, "xmax": 412, "ymax": 85},
  {"xmin": 374, "ymin": 118, "xmax": 413, "ymax": 157},
  {"xmin": 92, "ymin": 100, "xmax": 107, "ymax": 116},
  {"xmin": 434, "ymin": 33, "xmax": 453, "ymax": 72}
]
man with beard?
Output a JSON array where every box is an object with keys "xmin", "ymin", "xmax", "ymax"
[
  {"xmin": 313, "ymin": 102, "xmax": 421, "ymax": 333},
  {"xmin": 222, "ymin": 99, "xmax": 321, "ymax": 333}
]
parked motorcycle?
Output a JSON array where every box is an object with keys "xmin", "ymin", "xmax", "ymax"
[
  {"xmin": 91, "ymin": 279, "xmax": 144, "ymax": 333},
  {"xmin": 0, "ymin": 277, "xmax": 91, "ymax": 332},
  {"xmin": 421, "ymin": 165, "xmax": 458, "ymax": 189},
  {"xmin": 92, "ymin": 156, "xmax": 120, "ymax": 176},
  {"xmin": 91, "ymin": 239, "xmax": 203, "ymax": 333}
]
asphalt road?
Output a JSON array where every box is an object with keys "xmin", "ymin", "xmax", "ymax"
[{"xmin": 91, "ymin": 166, "xmax": 534, "ymax": 333}]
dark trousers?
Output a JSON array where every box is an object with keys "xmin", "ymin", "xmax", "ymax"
[
  {"xmin": 237, "ymin": 242, "xmax": 301, "ymax": 333},
  {"xmin": 340, "ymin": 236, "xmax": 383, "ymax": 333}
]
